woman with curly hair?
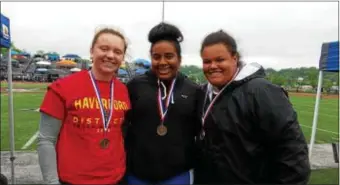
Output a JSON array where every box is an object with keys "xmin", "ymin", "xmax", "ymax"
[{"xmin": 123, "ymin": 22, "xmax": 202, "ymax": 185}]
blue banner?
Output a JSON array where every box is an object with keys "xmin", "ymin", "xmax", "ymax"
[
  {"xmin": 319, "ymin": 41, "xmax": 339, "ymax": 72},
  {"xmin": 0, "ymin": 13, "xmax": 11, "ymax": 48}
]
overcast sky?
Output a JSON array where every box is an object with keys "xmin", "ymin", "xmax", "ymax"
[{"xmin": 1, "ymin": 2, "xmax": 338, "ymax": 69}]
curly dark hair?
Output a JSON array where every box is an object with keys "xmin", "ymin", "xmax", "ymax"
[{"xmin": 148, "ymin": 22, "xmax": 184, "ymax": 58}]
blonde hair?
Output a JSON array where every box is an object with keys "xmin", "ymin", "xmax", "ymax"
[{"xmin": 91, "ymin": 25, "xmax": 128, "ymax": 53}]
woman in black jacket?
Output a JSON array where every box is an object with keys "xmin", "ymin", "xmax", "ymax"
[
  {"xmin": 0, "ymin": 173, "xmax": 8, "ymax": 185},
  {"xmin": 194, "ymin": 30, "xmax": 311, "ymax": 184},
  {"xmin": 123, "ymin": 22, "xmax": 202, "ymax": 184}
]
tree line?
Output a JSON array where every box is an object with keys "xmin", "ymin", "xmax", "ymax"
[
  {"xmin": 180, "ymin": 65, "xmax": 339, "ymax": 92},
  {"xmin": 2, "ymin": 42, "xmax": 338, "ymax": 92}
]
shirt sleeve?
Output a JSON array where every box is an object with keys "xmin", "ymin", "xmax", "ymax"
[
  {"xmin": 122, "ymin": 79, "xmax": 135, "ymax": 149},
  {"xmin": 254, "ymin": 81, "xmax": 311, "ymax": 185},
  {"xmin": 122, "ymin": 83, "xmax": 132, "ymax": 139},
  {"xmin": 126, "ymin": 92, "xmax": 131, "ymax": 111},
  {"xmin": 194, "ymin": 85, "xmax": 204, "ymax": 137},
  {"xmin": 37, "ymin": 112, "xmax": 62, "ymax": 184},
  {"xmin": 40, "ymin": 81, "xmax": 66, "ymax": 120}
]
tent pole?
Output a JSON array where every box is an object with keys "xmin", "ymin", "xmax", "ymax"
[
  {"xmin": 7, "ymin": 48, "xmax": 16, "ymax": 184},
  {"xmin": 309, "ymin": 70, "xmax": 323, "ymax": 159},
  {"xmin": 162, "ymin": 0, "xmax": 165, "ymax": 22}
]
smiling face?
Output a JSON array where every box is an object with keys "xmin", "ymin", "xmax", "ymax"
[
  {"xmin": 150, "ymin": 40, "xmax": 180, "ymax": 80},
  {"xmin": 201, "ymin": 43, "xmax": 238, "ymax": 88},
  {"xmin": 90, "ymin": 33, "xmax": 125, "ymax": 77}
]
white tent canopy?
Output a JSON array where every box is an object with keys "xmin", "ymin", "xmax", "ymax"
[
  {"xmin": 70, "ymin": 67, "xmax": 81, "ymax": 72},
  {"xmin": 36, "ymin": 61, "xmax": 51, "ymax": 66}
]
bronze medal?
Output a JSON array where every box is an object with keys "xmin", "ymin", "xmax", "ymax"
[
  {"xmin": 100, "ymin": 138, "xmax": 110, "ymax": 149},
  {"xmin": 89, "ymin": 71, "xmax": 114, "ymax": 150},
  {"xmin": 199, "ymin": 130, "xmax": 205, "ymax": 140},
  {"xmin": 157, "ymin": 125, "xmax": 167, "ymax": 136}
]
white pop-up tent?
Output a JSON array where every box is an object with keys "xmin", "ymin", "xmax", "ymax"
[
  {"xmin": 36, "ymin": 60, "xmax": 51, "ymax": 66},
  {"xmin": 70, "ymin": 67, "xmax": 81, "ymax": 72},
  {"xmin": 309, "ymin": 41, "xmax": 339, "ymax": 159}
]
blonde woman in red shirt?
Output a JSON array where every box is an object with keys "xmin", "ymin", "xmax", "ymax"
[{"xmin": 37, "ymin": 27, "xmax": 130, "ymax": 185}]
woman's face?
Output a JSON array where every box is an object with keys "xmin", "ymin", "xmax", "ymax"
[
  {"xmin": 90, "ymin": 33, "xmax": 125, "ymax": 75},
  {"xmin": 201, "ymin": 43, "xmax": 237, "ymax": 87},
  {"xmin": 151, "ymin": 41, "xmax": 180, "ymax": 80}
]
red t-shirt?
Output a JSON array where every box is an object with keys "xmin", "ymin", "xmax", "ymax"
[{"xmin": 40, "ymin": 70, "xmax": 130, "ymax": 184}]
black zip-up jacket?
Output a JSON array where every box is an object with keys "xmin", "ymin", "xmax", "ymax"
[
  {"xmin": 194, "ymin": 63, "xmax": 311, "ymax": 185},
  {"xmin": 123, "ymin": 70, "xmax": 202, "ymax": 182}
]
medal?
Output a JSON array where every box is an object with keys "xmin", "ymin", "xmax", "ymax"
[
  {"xmin": 100, "ymin": 138, "xmax": 110, "ymax": 149},
  {"xmin": 199, "ymin": 130, "xmax": 205, "ymax": 140},
  {"xmin": 200, "ymin": 68, "xmax": 240, "ymax": 140},
  {"xmin": 156, "ymin": 78, "xmax": 176, "ymax": 136},
  {"xmin": 89, "ymin": 71, "xmax": 114, "ymax": 149},
  {"xmin": 157, "ymin": 125, "xmax": 168, "ymax": 136}
]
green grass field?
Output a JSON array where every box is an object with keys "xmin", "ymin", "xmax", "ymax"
[
  {"xmin": 1, "ymin": 82, "xmax": 338, "ymax": 150},
  {"xmin": 0, "ymin": 82, "xmax": 339, "ymax": 184},
  {"xmin": 289, "ymin": 95, "xmax": 339, "ymax": 144}
]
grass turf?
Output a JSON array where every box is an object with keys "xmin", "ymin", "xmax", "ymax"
[{"xmin": 0, "ymin": 82, "xmax": 338, "ymax": 184}]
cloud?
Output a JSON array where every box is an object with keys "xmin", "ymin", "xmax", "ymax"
[{"xmin": 1, "ymin": 1, "xmax": 338, "ymax": 70}]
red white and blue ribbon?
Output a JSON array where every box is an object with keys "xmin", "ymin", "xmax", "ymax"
[
  {"xmin": 89, "ymin": 71, "xmax": 114, "ymax": 132},
  {"xmin": 157, "ymin": 78, "xmax": 176, "ymax": 123},
  {"xmin": 200, "ymin": 68, "xmax": 240, "ymax": 139}
]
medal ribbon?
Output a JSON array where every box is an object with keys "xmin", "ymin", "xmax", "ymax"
[
  {"xmin": 157, "ymin": 78, "xmax": 176, "ymax": 123},
  {"xmin": 201, "ymin": 68, "xmax": 240, "ymax": 127},
  {"xmin": 89, "ymin": 71, "xmax": 114, "ymax": 132}
]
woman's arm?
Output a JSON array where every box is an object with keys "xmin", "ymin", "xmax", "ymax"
[
  {"xmin": 194, "ymin": 85, "xmax": 205, "ymax": 138},
  {"xmin": 253, "ymin": 79, "xmax": 311, "ymax": 185},
  {"xmin": 122, "ymin": 78, "xmax": 138, "ymax": 154},
  {"xmin": 37, "ymin": 113, "xmax": 62, "ymax": 184},
  {"xmin": 38, "ymin": 81, "xmax": 66, "ymax": 184}
]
